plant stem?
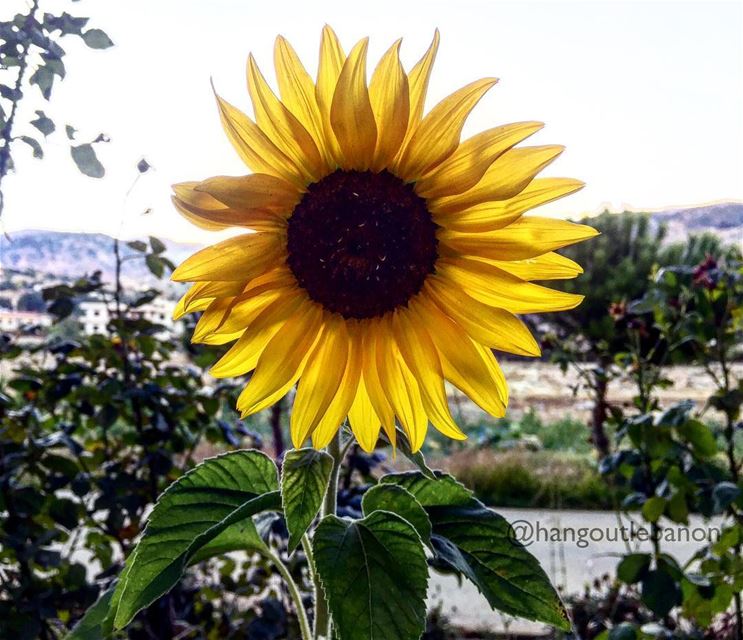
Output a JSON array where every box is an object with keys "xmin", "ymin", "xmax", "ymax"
[
  {"xmin": 266, "ymin": 547, "xmax": 312, "ymax": 640},
  {"xmin": 313, "ymin": 431, "xmax": 343, "ymax": 639}
]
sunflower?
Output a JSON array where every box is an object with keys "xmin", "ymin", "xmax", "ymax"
[{"xmin": 171, "ymin": 27, "xmax": 597, "ymax": 452}]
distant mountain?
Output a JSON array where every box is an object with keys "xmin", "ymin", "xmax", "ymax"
[
  {"xmin": 650, "ymin": 202, "xmax": 743, "ymax": 247},
  {"xmin": 0, "ymin": 230, "xmax": 201, "ymax": 289}
]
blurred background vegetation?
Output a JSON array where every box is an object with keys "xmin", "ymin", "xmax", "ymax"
[{"xmin": 2, "ymin": 2, "xmax": 742, "ymax": 640}]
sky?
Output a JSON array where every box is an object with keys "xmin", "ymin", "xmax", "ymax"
[{"xmin": 1, "ymin": 0, "xmax": 742, "ymax": 242}]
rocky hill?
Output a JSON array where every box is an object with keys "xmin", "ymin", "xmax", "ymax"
[{"xmin": 651, "ymin": 202, "xmax": 743, "ymax": 247}]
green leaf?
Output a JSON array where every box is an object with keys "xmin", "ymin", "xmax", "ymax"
[
  {"xmin": 609, "ymin": 622, "xmax": 637, "ymax": 640},
  {"xmin": 20, "ymin": 135, "xmax": 43, "ymax": 158},
  {"xmin": 126, "ymin": 240, "xmax": 147, "ymax": 252},
  {"xmin": 616, "ymin": 553, "xmax": 651, "ymax": 584},
  {"xmin": 641, "ymin": 569, "xmax": 682, "ymax": 617},
  {"xmin": 81, "ymin": 29, "xmax": 114, "ymax": 49},
  {"xmin": 31, "ymin": 110, "xmax": 55, "ymax": 136},
  {"xmin": 64, "ymin": 584, "xmax": 115, "ymax": 639},
  {"xmin": 145, "ymin": 254, "xmax": 164, "ymax": 278},
  {"xmin": 280, "ymin": 448, "xmax": 333, "ymax": 552},
  {"xmin": 71, "ymin": 144, "xmax": 104, "ymax": 178},
  {"xmin": 381, "ymin": 471, "xmax": 472, "ymax": 507},
  {"xmin": 188, "ymin": 514, "xmax": 267, "ymax": 564},
  {"xmin": 111, "ymin": 450, "xmax": 279, "ymax": 629},
  {"xmin": 314, "ymin": 511, "xmax": 428, "ymax": 640},
  {"xmin": 427, "ymin": 499, "xmax": 570, "ymax": 630},
  {"xmin": 676, "ymin": 419, "xmax": 716, "ymax": 458},
  {"xmin": 362, "ymin": 484, "xmax": 432, "ymax": 544},
  {"xmin": 149, "ymin": 236, "xmax": 166, "ymax": 254},
  {"xmin": 642, "ymin": 496, "xmax": 666, "ymax": 523}
]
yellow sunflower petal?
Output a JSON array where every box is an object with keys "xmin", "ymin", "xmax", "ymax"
[
  {"xmin": 274, "ymin": 35, "xmax": 327, "ymax": 161},
  {"xmin": 210, "ymin": 293, "xmax": 304, "ymax": 378},
  {"xmin": 173, "ymin": 281, "xmax": 245, "ymax": 320},
  {"xmin": 171, "ymin": 233, "xmax": 283, "ymax": 282},
  {"xmin": 440, "ymin": 216, "xmax": 599, "ymax": 261},
  {"xmin": 433, "ymin": 177, "xmax": 585, "ymax": 232},
  {"xmin": 246, "ymin": 54, "xmax": 327, "ymax": 182},
  {"xmin": 376, "ymin": 318, "xmax": 428, "ymax": 452},
  {"xmin": 192, "ymin": 297, "xmax": 237, "ymax": 343},
  {"xmin": 330, "ymin": 38, "xmax": 377, "ymax": 170},
  {"xmin": 316, "ymin": 25, "xmax": 346, "ymax": 163},
  {"xmin": 395, "ymin": 77, "xmax": 497, "ymax": 181},
  {"xmin": 369, "ymin": 39, "xmax": 409, "ymax": 171},
  {"xmin": 348, "ymin": 378, "xmax": 383, "ymax": 453},
  {"xmin": 394, "ymin": 308, "xmax": 466, "ymax": 440},
  {"xmin": 439, "ymin": 258, "xmax": 584, "ymax": 313},
  {"xmin": 311, "ymin": 326, "xmax": 362, "ymax": 449},
  {"xmin": 490, "ymin": 251, "xmax": 584, "ymax": 281},
  {"xmin": 361, "ymin": 322, "xmax": 396, "ymax": 443},
  {"xmin": 424, "ymin": 278, "xmax": 540, "ymax": 356},
  {"xmin": 291, "ymin": 314, "xmax": 350, "ymax": 447},
  {"xmin": 237, "ymin": 304, "xmax": 324, "ymax": 417},
  {"xmin": 195, "ymin": 174, "xmax": 301, "ymax": 214},
  {"xmin": 397, "ymin": 29, "xmax": 439, "ymax": 156},
  {"xmin": 429, "ymin": 145, "xmax": 564, "ymax": 214},
  {"xmin": 417, "ymin": 297, "xmax": 508, "ymax": 417},
  {"xmin": 213, "ymin": 90, "xmax": 304, "ymax": 188},
  {"xmin": 415, "ymin": 121, "xmax": 544, "ymax": 198}
]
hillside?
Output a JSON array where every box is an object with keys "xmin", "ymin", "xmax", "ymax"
[
  {"xmin": 651, "ymin": 202, "xmax": 743, "ymax": 247},
  {"xmin": 0, "ymin": 230, "xmax": 200, "ymax": 288}
]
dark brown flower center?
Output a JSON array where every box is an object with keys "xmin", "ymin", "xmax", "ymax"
[{"xmin": 286, "ymin": 170, "xmax": 438, "ymax": 319}]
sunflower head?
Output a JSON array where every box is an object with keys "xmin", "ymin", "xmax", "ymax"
[{"xmin": 171, "ymin": 27, "xmax": 598, "ymax": 453}]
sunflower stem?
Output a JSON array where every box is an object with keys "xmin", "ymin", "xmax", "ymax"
[
  {"xmin": 265, "ymin": 548, "xmax": 312, "ymax": 640},
  {"xmin": 313, "ymin": 431, "xmax": 343, "ymax": 639}
]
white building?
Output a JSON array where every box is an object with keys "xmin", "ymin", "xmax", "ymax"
[
  {"xmin": 0, "ymin": 310, "xmax": 53, "ymax": 332},
  {"xmin": 79, "ymin": 297, "xmax": 178, "ymax": 337}
]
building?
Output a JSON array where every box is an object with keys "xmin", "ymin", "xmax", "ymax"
[
  {"xmin": 79, "ymin": 297, "xmax": 178, "ymax": 337},
  {"xmin": 0, "ymin": 309, "xmax": 54, "ymax": 332}
]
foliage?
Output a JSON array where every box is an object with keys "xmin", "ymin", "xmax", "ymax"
[{"xmin": 0, "ymin": 0, "xmax": 114, "ymax": 217}]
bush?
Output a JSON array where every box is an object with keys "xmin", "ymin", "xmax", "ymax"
[{"xmin": 444, "ymin": 449, "xmax": 620, "ymax": 510}]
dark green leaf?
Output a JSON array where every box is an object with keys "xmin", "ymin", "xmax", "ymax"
[
  {"xmin": 20, "ymin": 135, "xmax": 43, "ymax": 158},
  {"xmin": 712, "ymin": 482, "xmax": 740, "ymax": 513},
  {"xmin": 126, "ymin": 240, "xmax": 147, "ymax": 252},
  {"xmin": 71, "ymin": 144, "xmax": 104, "ymax": 178},
  {"xmin": 616, "ymin": 553, "xmax": 651, "ymax": 584},
  {"xmin": 427, "ymin": 499, "xmax": 570, "ymax": 630},
  {"xmin": 149, "ymin": 236, "xmax": 166, "ymax": 255},
  {"xmin": 81, "ymin": 29, "xmax": 114, "ymax": 49},
  {"xmin": 280, "ymin": 448, "xmax": 333, "ymax": 552},
  {"xmin": 362, "ymin": 483, "xmax": 432, "ymax": 544},
  {"xmin": 64, "ymin": 584, "xmax": 115, "ymax": 639},
  {"xmin": 145, "ymin": 254, "xmax": 164, "ymax": 278},
  {"xmin": 29, "ymin": 65, "xmax": 55, "ymax": 99},
  {"xmin": 31, "ymin": 110, "xmax": 55, "ymax": 136},
  {"xmin": 608, "ymin": 622, "xmax": 637, "ymax": 640},
  {"xmin": 641, "ymin": 569, "xmax": 682, "ymax": 617},
  {"xmin": 381, "ymin": 471, "xmax": 472, "ymax": 507},
  {"xmin": 314, "ymin": 511, "xmax": 428, "ymax": 640},
  {"xmin": 111, "ymin": 450, "xmax": 279, "ymax": 629}
]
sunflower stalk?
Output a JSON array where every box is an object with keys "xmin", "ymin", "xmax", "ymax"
[{"xmin": 313, "ymin": 431, "xmax": 343, "ymax": 639}]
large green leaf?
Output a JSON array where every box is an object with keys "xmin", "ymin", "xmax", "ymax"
[
  {"xmin": 281, "ymin": 448, "xmax": 333, "ymax": 552},
  {"xmin": 428, "ymin": 499, "xmax": 570, "ymax": 631},
  {"xmin": 381, "ymin": 470, "xmax": 473, "ymax": 507},
  {"xmin": 314, "ymin": 511, "xmax": 428, "ymax": 640},
  {"xmin": 111, "ymin": 450, "xmax": 279, "ymax": 629},
  {"xmin": 379, "ymin": 427, "xmax": 436, "ymax": 479},
  {"xmin": 361, "ymin": 483, "xmax": 432, "ymax": 544},
  {"xmin": 64, "ymin": 584, "xmax": 115, "ymax": 639}
]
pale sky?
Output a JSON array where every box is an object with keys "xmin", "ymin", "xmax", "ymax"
[{"xmin": 2, "ymin": 0, "xmax": 742, "ymax": 242}]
